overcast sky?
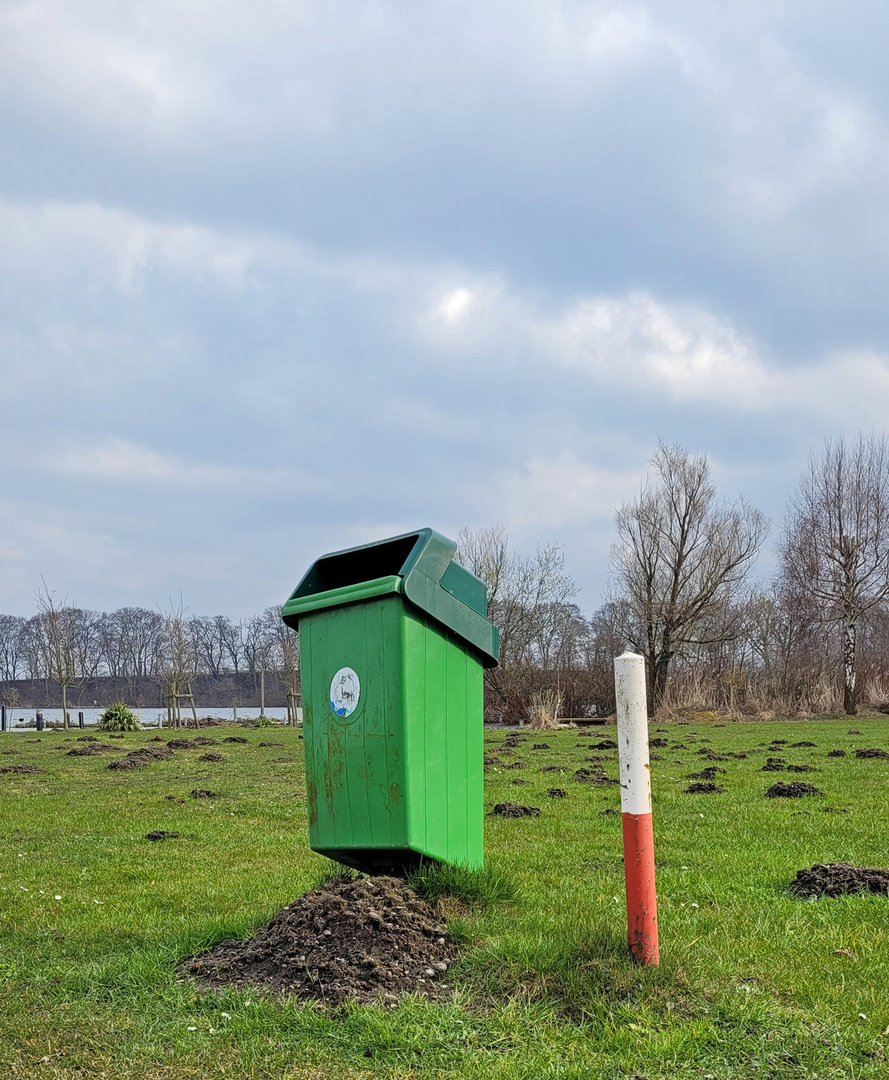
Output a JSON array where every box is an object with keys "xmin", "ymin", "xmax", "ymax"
[{"xmin": 1, "ymin": 0, "xmax": 887, "ymax": 618}]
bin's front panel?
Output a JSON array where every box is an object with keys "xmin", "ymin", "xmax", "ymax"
[
  {"xmin": 300, "ymin": 595, "xmax": 408, "ymax": 862},
  {"xmin": 402, "ymin": 608, "xmax": 484, "ymax": 869}
]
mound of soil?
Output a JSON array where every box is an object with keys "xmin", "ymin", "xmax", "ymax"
[
  {"xmin": 847, "ymin": 729, "xmax": 863, "ymax": 735},
  {"xmin": 827, "ymin": 749, "xmax": 847, "ymax": 757},
  {"xmin": 198, "ymin": 753, "xmax": 226, "ymax": 763},
  {"xmin": 76, "ymin": 736, "xmax": 98, "ymax": 742},
  {"xmin": 685, "ymin": 782, "xmax": 725, "ymax": 794},
  {"xmin": 531, "ymin": 743, "xmax": 551, "ymax": 750},
  {"xmin": 649, "ymin": 737, "xmax": 669, "ymax": 748},
  {"xmin": 145, "ymin": 830, "xmax": 180, "ymax": 841},
  {"xmin": 67, "ymin": 744, "xmax": 112, "ymax": 756},
  {"xmin": 0, "ymin": 764, "xmax": 44, "ymax": 775},
  {"xmin": 770, "ymin": 739, "xmax": 788, "ymax": 746},
  {"xmin": 108, "ymin": 757, "xmax": 148, "ymax": 771},
  {"xmin": 191, "ymin": 788, "xmax": 218, "ymax": 799},
  {"xmin": 790, "ymin": 741, "xmax": 817, "ymax": 748},
  {"xmin": 727, "ymin": 752, "xmax": 748, "ymax": 760},
  {"xmin": 592, "ymin": 739, "xmax": 618, "ymax": 750},
  {"xmin": 259, "ymin": 742, "xmax": 283, "ymax": 747},
  {"xmin": 765, "ymin": 782, "xmax": 824, "ymax": 798},
  {"xmin": 698, "ymin": 750, "xmax": 730, "ymax": 762},
  {"xmin": 687, "ymin": 766, "xmax": 726, "ymax": 780},
  {"xmin": 1, "ymin": 748, "xmax": 19, "ymax": 755},
  {"xmin": 540, "ymin": 764, "xmax": 563, "ymax": 773},
  {"xmin": 509, "ymin": 778, "xmax": 526, "ymax": 786},
  {"xmin": 193, "ymin": 737, "xmax": 220, "ymax": 747},
  {"xmin": 786, "ymin": 764, "xmax": 815, "ymax": 773},
  {"xmin": 167, "ymin": 739, "xmax": 197, "ymax": 749},
  {"xmin": 184, "ymin": 875, "xmax": 456, "ymax": 1004},
  {"xmin": 490, "ymin": 801, "xmax": 541, "ymax": 817},
  {"xmin": 790, "ymin": 862, "xmax": 889, "ymax": 899},
  {"xmin": 761, "ymin": 758, "xmax": 787, "ymax": 772},
  {"xmin": 573, "ymin": 767, "xmax": 618, "ymax": 785},
  {"xmin": 503, "ymin": 760, "xmax": 527, "ymax": 770},
  {"xmin": 109, "ymin": 746, "xmax": 175, "ymax": 770},
  {"xmin": 547, "ymin": 788, "xmax": 567, "ymax": 798},
  {"xmin": 854, "ymin": 748, "xmax": 889, "ymax": 759}
]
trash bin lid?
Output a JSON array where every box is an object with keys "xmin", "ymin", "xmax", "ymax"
[{"xmin": 282, "ymin": 528, "xmax": 499, "ymax": 668}]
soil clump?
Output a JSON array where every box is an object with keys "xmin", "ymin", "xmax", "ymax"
[
  {"xmin": 790, "ymin": 862, "xmax": 889, "ymax": 899},
  {"xmin": 167, "ymin": 739, "xmax": 198, "ymax": 750},
  {"xmin": 0, "ymin": 764, "xmax": 44, "ymax": 775},
  {"xmin": 145, "ymin": 830, "xmax": 180, "ymax": 841},
  {"xmin": 547, "ymin": 788, "xmax": 567, "ymax": 798},
  {"xmin": 685, "ymin": 782, "xmax": 724, "ymax": 794},
  {"xmin": 193, "ymin": 737, "xmax": 220, "ymax": 747},
  {"xmin": 573, "ymin": 767, "xmax": 618, "ymax": 785},
  {"xmin": 490, "ymin": 802, "xmax": 541, "ymax": 817},
  {"xmin": 765, "ymin": 782, "xmax": 823, "ymax": 798},
  {"xmin": 760, "ymin": 758, "xmax": 787, "ymax": 772},
  {"xmin": 198, "ymin": 753, "xmax": 226, "ymax": 763},
  {"xmin": 687, "ymin": 766, "xmax": 726, "ymax": 780},
  {"xmin": 532, "ymin": 743, "xmax": 551, "ymax": 750},
  {"xmin": 827, "ymin": 749, "xmax": 847, "ymax": 757},
  {"xmin": 184, "ymin": 875, "xmax": 456, "ymax": 1004},
  {"xmin": 854, "ymin": 748, "xmax": 889, "ymax": 759},
  {"xmin": 191, "ymin": 788, "xmax": 218, "ymax": 799}
]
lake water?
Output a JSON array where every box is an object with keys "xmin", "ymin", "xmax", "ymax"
[{"xmin": 0, "ymin": 706, "xmax": 301, "ymax": 731}]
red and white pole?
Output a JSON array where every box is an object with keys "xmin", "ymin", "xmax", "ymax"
[{"xmin": 614, "ymin": 651, "xmax": 659, "ymax": 965}]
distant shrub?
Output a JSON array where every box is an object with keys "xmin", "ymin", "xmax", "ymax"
[
  {"xmin": 97, "ymin": 703, "xmax": 140, "ymax": 732},
  {"xmin": 254, "ymin": 715, "xmax": 273, "ymax": 728}
]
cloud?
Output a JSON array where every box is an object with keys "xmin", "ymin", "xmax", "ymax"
[
  {"xmin": 43, "ymin": 438, "xmax": 284, "ymax": 493},
  {"xmin": 504, "ymin": 453, "xmax": 640, "ymax": 530}
]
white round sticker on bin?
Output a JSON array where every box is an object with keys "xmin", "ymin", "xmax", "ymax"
[{"xmin": 330, "ymin": 667, "xmax": 360, "ymax": 718}]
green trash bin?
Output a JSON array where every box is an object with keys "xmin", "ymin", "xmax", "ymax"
[{"xmin": 281, "ymin": 528, "xmax": 498, "ymax": 873}]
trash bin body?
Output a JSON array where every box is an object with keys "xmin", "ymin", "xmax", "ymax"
[{"xmin": 282, "ymin": 529, "xmax": 498, "ymax": 873}]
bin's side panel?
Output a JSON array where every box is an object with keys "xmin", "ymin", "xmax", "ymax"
[
  {"xmin": 402, "ymin": 608, "xmax": 484, "ymax": 868},
  {"xmin": 299, "ymin": 596, "xmax": 408, "ymax": 861}
]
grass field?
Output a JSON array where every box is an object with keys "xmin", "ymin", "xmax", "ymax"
[{"xmin": 1, "ymin": 716, "xmax": 888, "ymax": 1079}]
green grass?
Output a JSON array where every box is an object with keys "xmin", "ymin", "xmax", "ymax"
[{"xmin": 1, "ymin": 717, "xmax": 889, "ymax": 1078}]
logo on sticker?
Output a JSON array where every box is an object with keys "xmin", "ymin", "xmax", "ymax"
[{"xmin": 330, "ymin": 667, "xmax": 360, "ymax": 718}]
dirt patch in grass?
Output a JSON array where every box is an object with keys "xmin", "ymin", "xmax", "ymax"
[
  {"xmin": 0, "ymin": 764, "xmax": 44, "ymax": 775},
  {"xmin": 789, "ymin": 741, "xmax": 817, "ymax": 748},
  {"xmin": 167, "ymin": 739, "xmax": 198, "ymax": 749},
  {"xmin": 145, "ymin": 830, "xmax": 180, "ymax": 841},
  {"xmin": 191, "ymin": 788, "xmax": 218, "ymax": 799},
  {"xmin": 765, "ymin": 782, "xmax": 824, "ymax": 798},
  {"xmin": 573, "ymin": 767, "xmax": 618, "ymax": 785},
  {"xmin": 193, "ymin": 737, "xmax": 220, "ymax": 747},
  {"xmin": 761, "ymin": 758, "xmax": 787, "ymax": 772},
  {"xmin": 259, "ymin": 742, "xmax": 283, "ymax": 747},
  {"xmin": 547, "ymin": 788, "xmax": 567, "ymax": 798},
  {"xmin": 786, "ymin": 764, "xmax": 815, "ymax": 773},
  {"xmin": 854, "ymin": 748, "xmax": 889, "ymax": 759},
  {"xmin": 222, "ymin": 736, "xmax": 249, "ymax": 744},
  {"xmin": 591, "ymin": 739, "xmax": 617, "ymax": 750},
  {"xmin": 509, "ymin": 778, "xmax": 526, "ymax": 786},
  {"xmin": 490, "ymin": 802, "xmax": 541, "ymax": 817},
  {"xmin": 540, "ymin": 764, "xmax": 564, "ymax": 773},
  {"xmin": 685, "ymin": 782, "xmax": 725, "ymax": 794},
  {"xmin": 827, "ymin": 749, "xmax": 847, "ymax": 757},
  {"xmin": 108, "ymin": 746, "xmax": 174, "ymax": 770},
  {"xmin": 1, "ymin": 748, "xmax": 19, "ymax": 755},
  {"xmin": 198, "ymin": 753, "xmax": 226, "ymax": 763},
  {"xmin": 184, "ymin": 875, "xmax": 456, "ymax": 1004},
  {"xmin": 531, "ymin": 743, "xmax": 551, "ymax": 750},
  {"xmin": 790, "ymin": 862, "xmax": 889, "ymax": 898},
  {"xmin": 67, "ymin": 744, "xmax": 113, "ymax": 756},
  {"xmin": 687, "ymin": 766, "xmax": 726, "ymax": 780}
]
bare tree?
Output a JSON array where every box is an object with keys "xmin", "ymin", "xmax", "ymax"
[
  {"xmin": 0, "ymin": 614, "xmax": 25, "ymax": 681},
  {"xmin": 780, "ymin": 433, "xmax": 889, "ymax": 715},
  {"xmin": 457, "ymin": 524, "xmax": 580, "ymax": 719},
  {"xmin": 611, "ymin": 441, "xmax": 769, "ymax": 712},
  {"xmin": 34, "ymin": 584, "xmax": 82, "ymax": 730}
]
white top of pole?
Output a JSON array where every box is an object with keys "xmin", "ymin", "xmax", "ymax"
[{"xmin": 614, "ymin": 651, "xmax": 651, "ymax": 816}]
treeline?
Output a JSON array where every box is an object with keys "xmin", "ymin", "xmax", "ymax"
[
  {"xmin": 0, "ymin": 603, "xmax": 298, "ymax": 715},
  {"xmin": 5, "ymin": 434, "xmax": 889, "ymax": 721}
]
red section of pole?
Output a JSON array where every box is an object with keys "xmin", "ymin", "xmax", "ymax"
[{"xmin": 621, "ymin": 811, "xmax": 659, "ymax": 964}]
